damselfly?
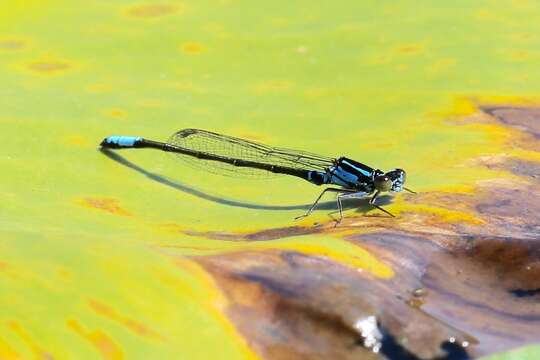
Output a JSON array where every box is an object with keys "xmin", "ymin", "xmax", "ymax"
[{"xmin": 100, "ymin": 129, "xmax": 415, "ymax": 224}]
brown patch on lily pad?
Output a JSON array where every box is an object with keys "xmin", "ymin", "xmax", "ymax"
[
  {"xmin": 79, "ymin": 197, "xmax": 130, "ymax": 216},
  {"xmin": 471, "ymin": 155, "xmax": 540, "ymax": 179},
  {"xmin": 186, "ymin": 170, "xmax": 540, "ymax": 358},
  {"xmin": 195, "ymin": 250, "xmax": 474, "ymax": 360},
  {"xmin": 182, "ymin": 225, "xmax": 321, "ymax": 242},
  {"xmin": 481, "ymin": 106, "xmax": 540, "ymax": 151},
  {"xmin": 482, "ymin": 106, "xmax": 540, "ymax": 138}
]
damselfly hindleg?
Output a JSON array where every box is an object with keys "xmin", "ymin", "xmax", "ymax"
[
  {"xmin": 295, "ymin": 188, "xmax": 357, "ymax": 221},
  {"xmin": 335, "ymin": 191, "xmax": 371, "ymax": 226},
  {"xmin": 333, "ymin": 191, "xmax": 394, "ymax": 225}
]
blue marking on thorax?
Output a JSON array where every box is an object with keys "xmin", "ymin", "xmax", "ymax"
[
  {"xmin": 105, "ymin": 136, "xmax": 141, "ymax": 147},
  {"xmin": 341, "ymin": 158, "xmax": 373, "ymax": 178},
  {"xmin": 334, "ymin": 166, "xmax": 359, "ymax": 183},
  {"xmin": 330, "ymin": 175, "xmax": 349, "ymax": 187},
  {"xmin": 326, "ymin": 165, "xmax": 358, "ymax": 187}
]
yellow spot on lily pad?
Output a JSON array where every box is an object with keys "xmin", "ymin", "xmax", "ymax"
[
  {"xmin": 127, "ymin": 4, "xmax": 180, "ymax": 18},
  {"xmin": 0, "ymin": 336, "xmax": 18, "ymax": 359},
  {"xmin": 79, "ymin": 197, "xmax": 131, "ymax": 216},
  {"xmin": 180, "ymin": 42, "xmax": 205, "ymax": 54},
  {"xmin": 440, "ymin": 96, "xmax": 478, "ymax": 117},
  {"xmin": 63, "ymin": 135, "xmax": 89, "ymax": 147},
  {"xmin": 304, "ymin": 87, "xmax": 326, "ymax": 97},
  {"xmin": 87, "ymin": 83, "xmax": 113, "ymax": 93},
  {"xmin": 507, "ymin": 50, "xmax": 532, "ymax": 62},
  {"xmin": 262, "ymin": 236, "xmax": 394, "ymax": 279}
]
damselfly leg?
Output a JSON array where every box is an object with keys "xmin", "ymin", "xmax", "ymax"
[
  {"xmin": 334, "ymin": 191, "xmax": 372, "ymax": 226},
  {"xmin": 369, "ymin": 191, "xmax": 395, "ymax": 217},
  {"xmin": 295, "ymin": 188, "xmax": 357, "ymax": 221}
]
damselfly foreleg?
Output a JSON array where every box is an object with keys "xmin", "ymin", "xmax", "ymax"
[{"xmin": 369, "ymin": 190, "xmax": 395, "ymax": 217}]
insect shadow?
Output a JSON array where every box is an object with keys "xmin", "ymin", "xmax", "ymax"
[{"xmin": 99, "ymin": 148, "xmax": 392, "ymax": 214}]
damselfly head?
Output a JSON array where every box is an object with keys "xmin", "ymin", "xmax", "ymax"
[
  {"xmin": 374, "ymin": 174, "xmax": 393, "ymax": 192},
  {"xmin": 385, "ymin": 169, "xmax": 406, "ymax": 192}
]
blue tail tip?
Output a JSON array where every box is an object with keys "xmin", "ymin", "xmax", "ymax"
[{"xmin": 100, "ymin": 135, "xmax": 142, "ymax": 148}]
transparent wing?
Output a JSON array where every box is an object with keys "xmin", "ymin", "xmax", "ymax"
[{"xmin": 167, "ymin": 128, "xmax": 335, "ymax": 178}]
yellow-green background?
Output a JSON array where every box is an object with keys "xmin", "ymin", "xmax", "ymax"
[{"xmin": 1, "ymin": 1, "xmax": 539, "ymax": 358}]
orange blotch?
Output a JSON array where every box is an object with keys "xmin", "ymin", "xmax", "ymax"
[
  {"xmin": 56, "ymin": 267, "xmax": 71, "ymax": 280},
  {"xmin": 67, "ymin": 319, "xmax": 123, "ymax": 360},
  {"xmin": 79, "ymin": 197, "xmax": 131, "ymax": 216},
  {"xmin": 0, "ymin": 261, "xmax": 8, "ymax": 271},
  {"xmin": 127, "ymin": 4, "xmax": 179, "ymax": 18},
  {"xmin": 0, "ymin": 261, "xmax": 18, "ymax": 280},
  {"xmin": 88, "ymin": 300, "xmax": 161, "ymax": 339},
  {"xmin": 8, "ymin": 321, "xmax": 53, "ymax": 359},
  {"xmin": 107, "ymin": 109, "xmax": 127, "ymax": 119},
  {"xmin": 180, "ymin": 42, "xmax": 205, "ymax": 54},
  {"xmin": 397, "ymin": 44, "xmax": 423, "ymax": 54},
  {"xmin": 27, "ymin": 61, "xmax": 71, "ymax": 74},
  {"xmin": 0, "ymin": 39, "xmax": 26, "ymax": 50}
]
